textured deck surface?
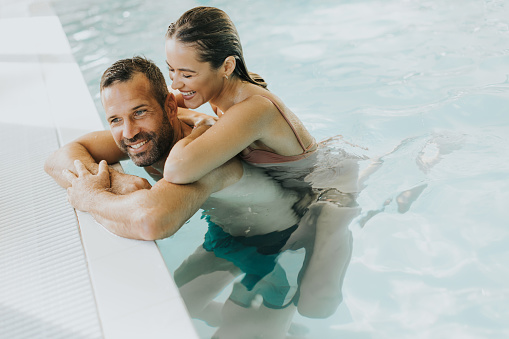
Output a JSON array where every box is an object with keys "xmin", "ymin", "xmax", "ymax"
[
  {"xmin": 0, "ymin": 123, "xmax": 103, "ymax": 338},
  {"xmin": 0, "ymin": 1, "xmax": 198, "ymax": 338}
]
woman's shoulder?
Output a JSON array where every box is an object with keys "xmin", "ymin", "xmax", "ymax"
[
  {"xmin": 235, "ymin": 91, "xmax": 285, "ymax": 114},
  {"xmin": 222, "ymin": 84, "xmax": 287, "ymax": 124}
]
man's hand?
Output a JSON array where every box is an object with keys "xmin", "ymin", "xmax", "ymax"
[
  {"xmin": 110, "ymin": 169, "xmax": 152, "ymax": 194},
  {"xmin": 62, "ymin": 160, "xmax": 111, "ymax": 212}
]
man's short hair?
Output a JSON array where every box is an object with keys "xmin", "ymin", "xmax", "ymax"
[{"xmin": 100, "ymin": 56, "xmax": 169, "ymax": 110}]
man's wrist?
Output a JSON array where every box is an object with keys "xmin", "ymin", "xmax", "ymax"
[{"xmin": 86, "ymin": 188, "xmax": 112, "ymax": 211}]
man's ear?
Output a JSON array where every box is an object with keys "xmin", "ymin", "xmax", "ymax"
[
  {"xmin": 223, "ymin": 56, "xmax": 236, "ymax": 77},
  {"xmin": 164, "ymin": 92, "xmax": 178, "ymax": 117}
]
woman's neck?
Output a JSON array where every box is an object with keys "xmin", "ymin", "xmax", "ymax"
[{"xmin": 210, "ymin": 79, "xmax": 256, "ymax": 113}]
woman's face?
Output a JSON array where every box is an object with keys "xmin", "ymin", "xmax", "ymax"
[{"xmin": 165, "ymin": 38, "xmax": 223, "ymax": 109}]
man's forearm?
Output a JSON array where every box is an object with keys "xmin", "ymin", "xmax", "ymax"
[
  {"xmin": 84, "ymin": 189, "xmax": 160, "ymax": 240},
  {"xmin": 45, "ymin": 130, "xmax": 127, "ymax": 189},
  {"xmin": 66, "ymin": 169, "xmax": 212, "ymax": 241},
  {"xmin": 45, "ymin": 142, "xmax": 100, "ymax": 188}
]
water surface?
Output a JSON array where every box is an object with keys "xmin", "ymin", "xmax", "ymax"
[{"xmin": 54, "ymin": 0, "xmax": 509, "ymax": 337}]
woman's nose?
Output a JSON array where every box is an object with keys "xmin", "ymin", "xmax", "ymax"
[{"xmin": 171, "ymin": 74, "xmax": 183, "ymax": 90}]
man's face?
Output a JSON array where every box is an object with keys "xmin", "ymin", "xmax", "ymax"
[{"xmin": 101, "ymin": 73, "xmax": 173, "ymax": 167}]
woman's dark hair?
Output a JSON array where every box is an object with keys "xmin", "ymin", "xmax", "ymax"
[
  {"xmin": 100, "ymin": 56, "xmax": 169, "ymax": 110},
  {"xmin": 166, "ymin": 6, "xmax": 267, "ymax": 88}
]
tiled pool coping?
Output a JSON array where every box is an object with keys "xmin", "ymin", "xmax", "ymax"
[{"xmin": 0, "ymin": 1, "xmax": 197, "ymax": 337}]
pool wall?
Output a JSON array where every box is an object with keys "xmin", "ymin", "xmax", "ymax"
[{"xmin": 0, "ymin": 0, "xmax": 197, "ymax": 338}]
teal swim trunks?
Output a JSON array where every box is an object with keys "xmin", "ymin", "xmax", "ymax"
[{"xmin": 202, "ymin": 218, "xmax": 299, "ymax": 308}]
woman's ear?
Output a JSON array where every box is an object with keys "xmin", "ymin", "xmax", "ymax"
[
  {"xmin": 223, "ymin": 56, "xmax": 236, "ymax": 77},
  {"xmin": 165, "ymin": 92, "xmax": 178, "ymax": 117}
]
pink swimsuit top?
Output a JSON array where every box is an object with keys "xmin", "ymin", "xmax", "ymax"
[{"xmin": 239, "ymin": 96, "xmax": 317, "ymax": 165}]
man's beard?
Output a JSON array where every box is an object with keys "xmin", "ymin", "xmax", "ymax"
[{"xmin": 119, "ymin": 115, "xmax": 173, "ymax": 167}]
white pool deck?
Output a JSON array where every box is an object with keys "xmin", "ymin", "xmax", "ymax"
[{"xmin": 0, "ymin": 0, "xmax": 197, "ymax": 338}]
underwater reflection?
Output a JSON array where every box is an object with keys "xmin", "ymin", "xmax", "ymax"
[
  {"xmin": 356, "ymin": 132, "xmax": 464, "ymax": 228},
  {"xmin": 170, "ymin": 132, "xmax": 463, "ymax": 338},
  {"xmin": 174, "ymin": 140, "xmax": 363, "ymax": 338}
]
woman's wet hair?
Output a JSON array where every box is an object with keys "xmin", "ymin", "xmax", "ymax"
[
  {"xmin": 166, "ymin": 6, "xmax": 267, "ymax": 89},
  {"xmin": 100, "ymin": 56, "xmax": 169, "ymax": 110}
]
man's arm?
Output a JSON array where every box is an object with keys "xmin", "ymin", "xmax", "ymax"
[
  {"xmin": 44, "ymin": 130, "xmax": 150, "ymax": 193},
  {"xmin": 45, "ymin": 130, "xmax": 125, "ymax": 186},
  {"xmin": 63, "ymin": 158, "xmax": 243, "ymax": 241}
]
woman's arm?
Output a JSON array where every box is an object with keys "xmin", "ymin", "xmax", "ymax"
[{"xmin": 163, "ymin": 96, "xmax": 277, "ymax": 184}]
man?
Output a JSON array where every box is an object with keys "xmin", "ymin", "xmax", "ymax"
[{"xmin": 44, "ymin": 56, "xmax": 300, "ymax": 241}]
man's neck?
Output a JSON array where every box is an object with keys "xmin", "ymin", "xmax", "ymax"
[
  {"xmin": 177, "ymin": 119, "xmax": 193, "ymax": 139},
  {"xmin": 151, "ymin": 120, "xmax": 193, "ymax": 174}
]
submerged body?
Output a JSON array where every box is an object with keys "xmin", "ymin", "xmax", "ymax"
[{"xmin": 202, "ymin": 162, "xmax": 301, "ymax": 237}]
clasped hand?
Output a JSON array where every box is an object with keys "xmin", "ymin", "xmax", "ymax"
[
  {"xmin": 62, "ymin": 160, "xmax": 111, "ymax": 212},
  {"xmin": 62, "ymin": 159, "xmax": 151, "ymax": 211}
]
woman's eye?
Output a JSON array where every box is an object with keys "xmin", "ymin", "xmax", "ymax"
[{"xmin": 182, "ymin": 74, "xmax": 192, "ymax": 79}]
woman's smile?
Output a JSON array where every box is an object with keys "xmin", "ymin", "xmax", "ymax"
[{"xmin": 180, "ymin": 90, "xmax": 197, "ymax": 100}]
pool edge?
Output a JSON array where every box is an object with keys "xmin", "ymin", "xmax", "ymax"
[{"xmin": 0, "ymin": 1, "xmax": 198, "ymax": 338}]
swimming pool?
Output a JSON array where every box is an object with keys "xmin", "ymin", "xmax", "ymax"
[{"xmin": 54, "ymin": 0, "xmax": 509, "ymax": 337}]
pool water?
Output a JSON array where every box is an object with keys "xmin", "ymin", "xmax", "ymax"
[{"xmin": 54, "ymin": 0, "xmax": 509, "ymax": 338}]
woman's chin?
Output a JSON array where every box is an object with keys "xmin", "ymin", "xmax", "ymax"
[{"xmin": 184, "ymin": 100, "xmax": 202, "ymax": 109}]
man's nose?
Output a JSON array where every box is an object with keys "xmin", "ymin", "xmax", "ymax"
[{"xmin": 123, "ymin": 120, "xmax": 140, "ymax": 140}]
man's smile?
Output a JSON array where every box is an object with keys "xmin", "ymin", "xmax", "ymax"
[
  {"xmin": 129, "ymin": 140, "xmax": 148, "ymax": 150},
  {"xmin": 122, "ymin": 136, "xmax": 152, "ymax": 156}
]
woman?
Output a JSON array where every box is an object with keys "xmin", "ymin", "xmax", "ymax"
[
  {"xmin": 163, "ymin": 6, "xmax": 318, "ymax": 184},
  {"xmin": 163, "ymin": 7, "xmax": 360, "ymax": 322}
]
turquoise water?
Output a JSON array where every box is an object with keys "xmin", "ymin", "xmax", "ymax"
[{"xmin": 54, "ymin": 0, "xmax": 509, "ymax": 338}]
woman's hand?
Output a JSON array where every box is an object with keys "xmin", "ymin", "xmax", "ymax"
[
  {"xmin": 177, "ymin": 108, "xmax": 218, "ymax": 128},
  {"xmin": 193, "ymin": 115, "xmax": 218, "ymax": 128},
  {"xmin": 179, "ymin": 114, "xmax": 217, "ymax": 128}
]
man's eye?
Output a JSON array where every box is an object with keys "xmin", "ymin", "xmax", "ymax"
[
  {"xmin": 134, "ymin": 110, "xmax": 146, "ymax": 117},
  {"xmin": 110, "ymin": 118, "xmax": 121, "ymax": 124}
]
